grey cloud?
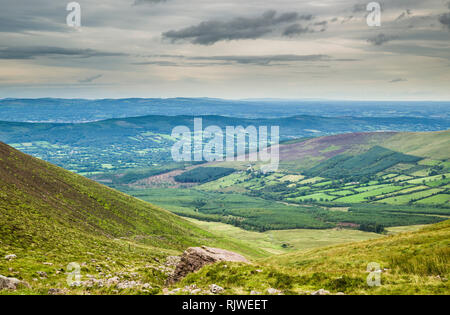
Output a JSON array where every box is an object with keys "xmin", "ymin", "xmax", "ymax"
[
  {"xmin": 162, "ymin": 10, "xmax": 313, "ymax": 45},
  {"xmin": 78, "ymin": 74, "xmax": 103, "ymax": 83},
  {"xmin": 396, "ymin": 12, "xmax": 406, "ymax": 21},
  {"xmin": 0, "ymin": 15, "xmax": 67, "ymax": 33},
  {"xmin": 341, "ymin": 16, "xmax": 354, "ymax": 24},
  {"xmin": 283, "ymin": 24, "xmax": 311, "ymax": 37},
  {"xmin": 396, "ymin": 9, "xmax": 413, "ymax": 21},
  {"xmin": 134, "ymin": 54, "xmax": 359, "ymax": 67},
  {"xmin": 192, "ymin": 54, "xmax": 327, "ymax": 65},
  {"xmin": 439, "ymin": 13, "xmax": 450, "ymax": 30},
  {"xmin": 133, "ymin": 61, "xmax": 179, "ymax": 66},
  {"xmin": 389, "ymin": 78, "xmax": 408, "ymax": 83},
  {"xmin": 0, "ymin": 46, "xmax": 126, "ymax": 59},
  {"xmin": 133, "ymin": 0, "xmax": 168, "ymax": 5},
  {"xmin": 367, "ymin": 33, "xmax": 398, "ymax": 46},
  {"xmin": 314, "ymin": 21, "xmax": 328, "ymax": 26},
  {"xmin": 353, "ymin": 4, "xmax": 367, "ymax": 13}
]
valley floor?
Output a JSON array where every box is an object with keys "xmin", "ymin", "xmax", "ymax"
[{"xmin": 186, "ymin": 218, "xmax": 393, "ymax": 255}]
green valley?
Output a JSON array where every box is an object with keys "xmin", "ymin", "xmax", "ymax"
[
  {"xmin": 116, "ymin": 130, "xmax": 449, "ymax": 234},
  {"xmin": 1, "ymin": 127, "xmax": 449, "ymax": 296}
]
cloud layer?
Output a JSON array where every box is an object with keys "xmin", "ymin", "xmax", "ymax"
[
  {"xmin": 162, "ymin": 10, "xmax": 313, "ymax": 45},
  {"xmin": 0, "ymin": 0, "xmax": 449, "ymax": 100}
]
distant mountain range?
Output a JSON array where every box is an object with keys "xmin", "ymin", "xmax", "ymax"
[
  {"xmin": 1, "ymin": 98, "xmax": 449, "ymax": 122},
  {"xmin": 0, "ymin": 114, "xmax": 448, "ymax": 174}
]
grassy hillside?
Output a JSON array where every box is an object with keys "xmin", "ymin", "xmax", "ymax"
[
  {"xmin": 383, "ymin": 130, "xmax": 450, "ymax": 160},
  {"xmin": 0, "ymin": 142, "xmax": 264, "ymax": 295},
  {"xmin": 278, "ymin": 130, "xmax": 450, "ymax": 170},
  {"xmin": 177, "ymin": 220, "xmax": 450, "ymax": 295}
]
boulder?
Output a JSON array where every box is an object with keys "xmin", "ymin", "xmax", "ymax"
[
  {"xmin": 209, "ymin": 284, "xmax": 224, "ymax": 294},
  {"xmin": 0, "ymin": 275, "xmax": 28, "ymax": 290},
  {"xmin": 4, "ymin": 254, "xmax": 16, "ymax": 261},
  {"xmin": 267, "ymin": 288, "xmax": 282, "ymax": 295},
  {"xmin": 168, "ymin": 246, "xmax": 248, "ymax": 283},
  {"xmin": 48, "ymin": 288, "xmax": 67, "ymax": 295},
  {"xmin": 311, "ymin": 289, "xmax": 330, "ymax": 295}
]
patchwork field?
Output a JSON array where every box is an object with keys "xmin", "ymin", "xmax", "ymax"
[{"xmin": 116, "ymin": 130, "xmax": 449, "ymax": 235}]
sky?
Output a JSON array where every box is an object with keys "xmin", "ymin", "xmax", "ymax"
[{"xmin": 0, "ymin": 0, "xmax": 449, "ymax": 100}]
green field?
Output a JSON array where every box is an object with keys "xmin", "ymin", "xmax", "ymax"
[
  {"xmin": 379, "ymin": 188, "xmax": 445, "ymax": 205},
  {"xmin": 416, "ymin": 194, "xmax": 450, "ymax": 205},
  {"xmin": 186, "ymin": 218, "xmax": 382, "ymax": 254},
  {"xmin": 123, "ymin": 187, "xmax": 447, "ymax": 233}
]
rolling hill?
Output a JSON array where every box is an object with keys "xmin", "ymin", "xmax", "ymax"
[
  {"xmin": 0, "ymin": 115, "xmax": 448, "ymax": 175},
  {"xmin": 0, "ymin": 141, "xmax": 264, "ymax": 294},
  {"xmin": 274, "ymin": 130, "xmax": 450, "ymax": 171}
]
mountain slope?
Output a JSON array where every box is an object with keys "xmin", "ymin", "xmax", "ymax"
[
  {"xmin": 275, "ymin": 130, "xmax": 450, "ymax": 171},
  {"xmin": 382, "ymin": 130, "xmax": 450, "ymax": 160},
  {"xmin": 178, "ymin": 220, "xmax": 450, "ymax": 295},
  {"xmin": 0, "ymin": 142, "xmax": 264, "ymax": 294}
]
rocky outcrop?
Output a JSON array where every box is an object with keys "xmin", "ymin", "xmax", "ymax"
[
  {"xmin": 0, "ymin": 275, "xmax": 28, "ymax": 290},
  {"xmin": 168, "ymin": 246, "xmax": 248, "ymax": 283}
]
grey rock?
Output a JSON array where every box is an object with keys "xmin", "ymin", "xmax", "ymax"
[
  {"xmin": 311, "ymin": 289, "xmax": 330, "ymax": 295},
  {"xmin": 48, "ymin": 288, "xmax": 67, "ymax": 295},
  {"xmin": 168, "ymin": 246, "xmax": 248, "ymax": 283},
  {"xmin": 209, "ymin": 284, "xmax": 224, "ymax": 294},
  {"xmin": 4, "ymin": 254, "xmax": 17, "ymax": 261},
  {"xmin": 0, "ymin": 275, "xmax": 28, "ymax": 290},
  {"xmin": 267, "ymin": 288, "xmax": 282, "ymax": 295},
  {"xmin": 106, "ymin": 277, "xmax": 120, "ymax": 286}
]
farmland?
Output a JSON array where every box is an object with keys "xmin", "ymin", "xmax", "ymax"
[{"xmin": 118, "ymin": 130, "xmax": 449, "ymax": 233}]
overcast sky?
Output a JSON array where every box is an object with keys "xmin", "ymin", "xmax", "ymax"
[{"xmin": 0, "ymin": 0, "xmax": 449, "ymax": 100}]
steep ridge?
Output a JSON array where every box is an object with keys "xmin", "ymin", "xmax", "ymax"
[{"xmin": 0, "ymin": 142, "xmax": 263, "ymax": 294}]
